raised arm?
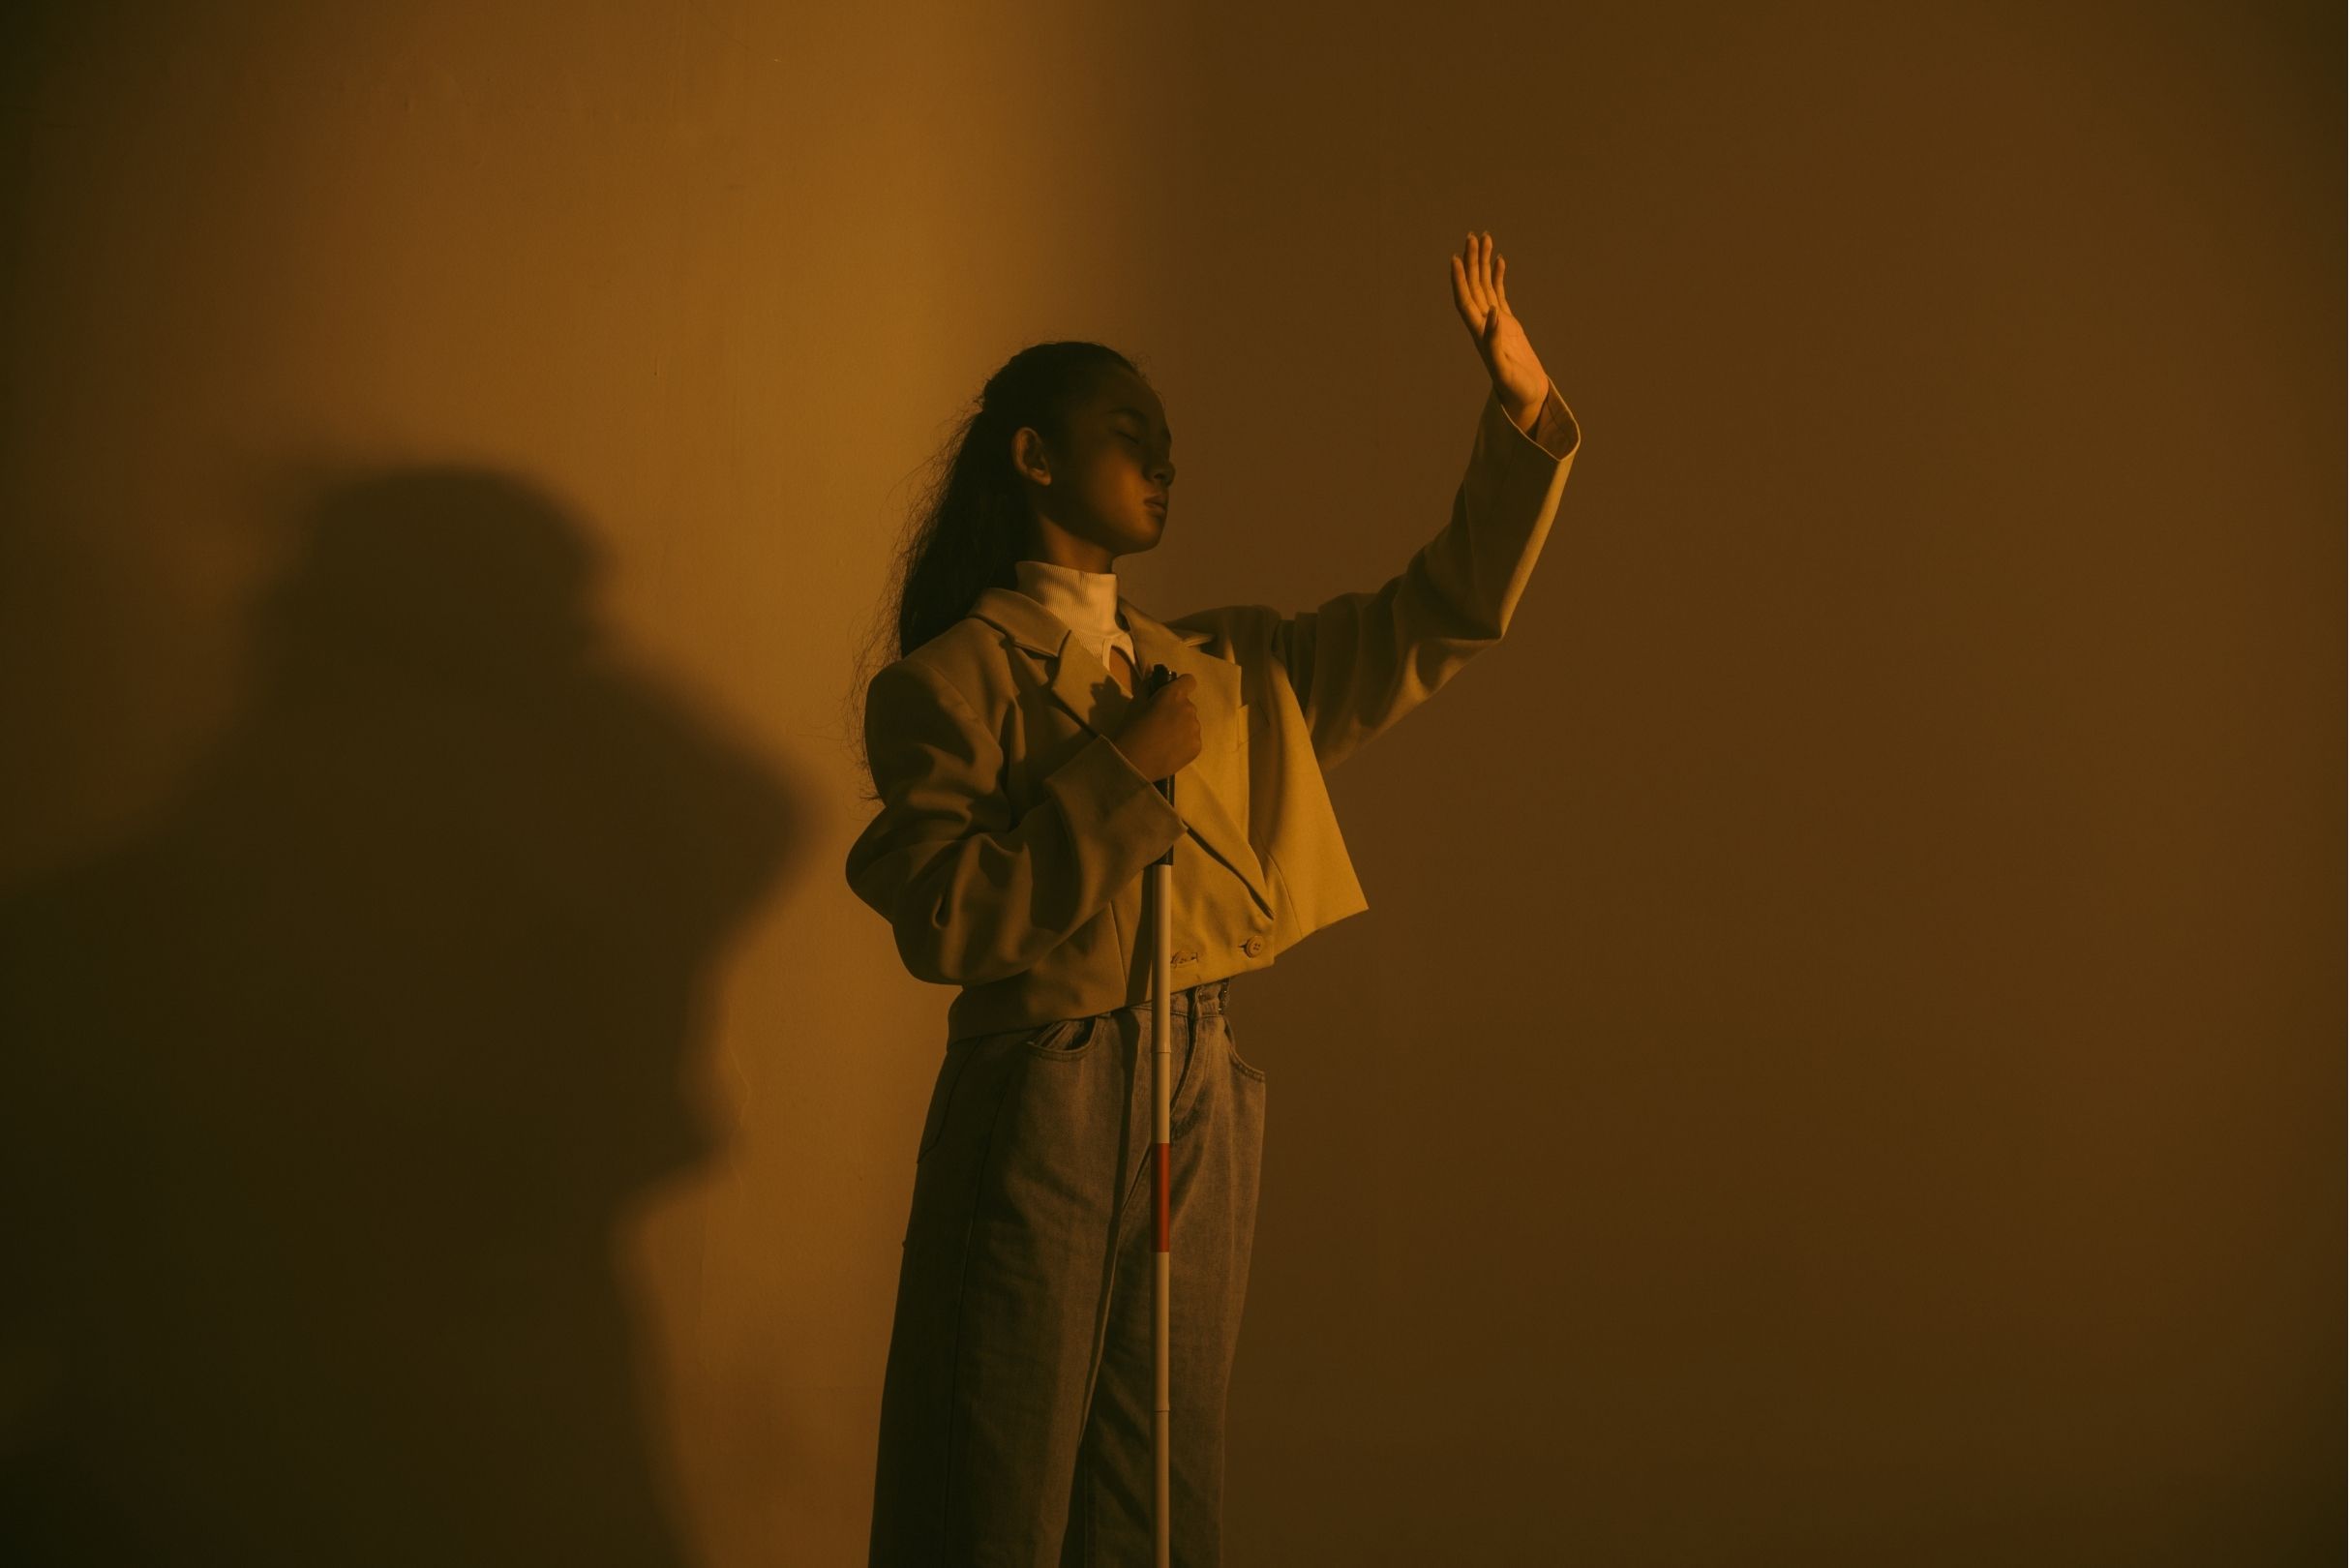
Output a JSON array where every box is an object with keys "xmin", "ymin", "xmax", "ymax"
[
  {"xmin": 1267, "ymin": 230, "xmax": 1582, "ymax": 769},
  {"xmin": 1264, "ymin": 377, "xmax": 1580, "ymax": 770},
  {"xmin": 844, "ymin": 659, "xmax": 1185, "ymax": 985}
]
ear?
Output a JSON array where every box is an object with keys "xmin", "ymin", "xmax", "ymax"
[{"xmin": 1010, "ymin": 425, "xmax": 1052, "ymax": 487}]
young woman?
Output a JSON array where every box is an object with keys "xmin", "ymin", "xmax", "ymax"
[{"xmin": 845, "ymin": 231, "xmax": 1582, "ymax": 1564}]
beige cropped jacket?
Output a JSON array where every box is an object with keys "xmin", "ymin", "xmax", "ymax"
[{"xmin": 846, "ymin": 378, "xmax": 1582, "ymax": 1041}]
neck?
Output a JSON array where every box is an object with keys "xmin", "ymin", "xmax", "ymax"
[{"xmin": 1022, "ymin": 523, "xmax": 1118, "ymax": 575}]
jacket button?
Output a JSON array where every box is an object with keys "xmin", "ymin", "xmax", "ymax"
[{"xmin": 1242, "ymin": 938, "xmax": 1264, "ymax": 956}]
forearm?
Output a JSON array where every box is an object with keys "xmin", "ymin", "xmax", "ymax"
[{"xmin": 851, "ymin": 729, "xmax": 1184, "ymax": 986}]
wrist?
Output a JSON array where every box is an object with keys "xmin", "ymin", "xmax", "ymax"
[{"xmin": 1502, "ymin": 388, "xmax": 1545, "ymax": 435}]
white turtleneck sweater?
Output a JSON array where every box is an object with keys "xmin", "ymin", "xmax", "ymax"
[{"xmin": 1011, "ymin": 558, "xmax": 1136, "ymax": 680}]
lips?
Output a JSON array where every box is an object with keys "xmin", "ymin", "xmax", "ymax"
[{"xmin": 1144, "ymin": 494, "xmax": 1168, "ymax": 514}]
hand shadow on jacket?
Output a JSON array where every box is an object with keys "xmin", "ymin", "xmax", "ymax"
[{"xmin": 0, "ymin": 467, "xmax": 798, "ymax": 1567}]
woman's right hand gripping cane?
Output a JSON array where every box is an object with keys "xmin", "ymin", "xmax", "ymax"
[{"xmin": 1109, "ymin": 671, "xmax": 1201, "ymax": 783}]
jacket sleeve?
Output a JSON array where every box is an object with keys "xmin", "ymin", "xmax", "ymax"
[
  {"xmin": 1269, "ymin": 379, "xmax": 1582, "ymax": 772},
  {"xmin": 844, "ymin": 658, "xmax": 1187, "ymax": 986}
]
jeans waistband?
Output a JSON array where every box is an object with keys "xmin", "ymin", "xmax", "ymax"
[{"xmin": 1132, "ymin": 977, "xmax": 1230, "ymax": 1017}]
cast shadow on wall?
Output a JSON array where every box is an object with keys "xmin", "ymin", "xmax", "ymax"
[{"xmin": 0, "ymin": 467, "xmax": 799, "ymax": 1566}]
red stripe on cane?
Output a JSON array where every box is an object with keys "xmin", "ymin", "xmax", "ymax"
[{"xmin": 1155, "ymin": 1142, "xmax": 1170, "ymax": 1251}]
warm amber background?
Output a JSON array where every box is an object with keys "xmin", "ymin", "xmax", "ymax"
[{"xmin": 0, "ymin": 2, "xmax": 2336, "ymax": 1563}]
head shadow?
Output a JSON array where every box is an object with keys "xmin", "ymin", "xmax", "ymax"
[{"xmin": 0, "ymin": 464, "xmax": 798, "ymax": 1564}]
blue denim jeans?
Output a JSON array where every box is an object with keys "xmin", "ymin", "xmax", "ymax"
[{"xmin": 868, "ymin": 978, "xmax": 1265, "ymax": 1566}]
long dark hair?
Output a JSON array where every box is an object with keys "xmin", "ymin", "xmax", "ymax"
[{"xmin": 845, "ymin": 340, "xmax": 1141, "ymax": 802}]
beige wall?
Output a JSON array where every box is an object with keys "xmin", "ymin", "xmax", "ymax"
[{"xmin": 0, "ymin": 1, "xmax": 2335, "ymax": 1562}]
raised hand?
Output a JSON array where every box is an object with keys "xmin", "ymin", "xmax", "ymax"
[{"xmin": 1450, "ymin": 229, "xmax": 1552, "ymax": 427}]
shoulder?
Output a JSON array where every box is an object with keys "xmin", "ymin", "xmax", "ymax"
[
  {"xmin": 1160, "ymin": 602, "xmax": 1277, "ymax": 663},
  {"xmin": 869, "ymin": 614, "xmax": 1016, "ymax": 723},
  {"xmin": 902, "ymin": 615, "xmax": 1005, "ymax": 679}
]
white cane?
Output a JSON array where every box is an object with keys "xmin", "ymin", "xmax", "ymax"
[{"xmin": 1138, "ymin": 660, "xmax": 1179, "ymax": 1567}]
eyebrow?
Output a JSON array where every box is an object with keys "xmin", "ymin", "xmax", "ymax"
[{"xmin": 1107, "ymin": 406, "xmax": 1173, "ymax": 450}]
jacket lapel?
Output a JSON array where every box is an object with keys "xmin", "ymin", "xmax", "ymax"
[{"xmin": 969, "ymin": 585, "xmax": 1273, "ymax": 916}]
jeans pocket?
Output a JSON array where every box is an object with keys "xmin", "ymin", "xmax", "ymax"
[
  {"xmin": 1225, "ymin": 1015, "xmax": 1266, "ymax": 1083},
  {"xmin": 1022, "ymin": 1013, "xmax": 1101, "ymax": 1060}
]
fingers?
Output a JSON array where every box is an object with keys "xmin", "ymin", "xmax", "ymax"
[
  {"xmin": 1452, "ymin": 231, "xmax": 1510, "ymax": 333},
  {"xmin": 1461, "ymin": 230, "xmax": 1497, "ymax": 307}
]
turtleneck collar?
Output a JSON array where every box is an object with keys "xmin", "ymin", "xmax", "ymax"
[
  {"xmin": 1012, "ymin": 558, "xmax": 1121, "ymax": 635},
  {"xmin": 1011, "ymin": 558, "xmax": 1136, "ymax": 675}
]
